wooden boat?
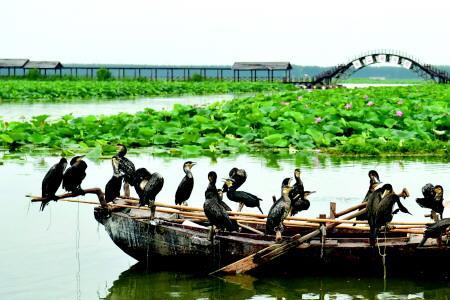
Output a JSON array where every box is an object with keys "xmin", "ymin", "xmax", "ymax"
[{"xmin": 93, "ymin": 199, "xmax": 450, "ymax": 276}]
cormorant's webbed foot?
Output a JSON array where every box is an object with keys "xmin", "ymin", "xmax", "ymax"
[
  {"xmin": 275, "ymin": 231, "xmax": 282, "ymax": 242},
  {"xmin": 381, "ymin": 224, "xmax": 393, "ymax": 231},
  {"xmin": 418, "ymin": 237, "xmax": 428, "ymax": 247},
  {"xmin": 123, "ymin": 182, "xmax": 131, "ymax": 198},
  {"xmin": 208, "ymin": 226, "xmax": 215, "ymax": 241},
  {"xmin": 74, "ymin": 187, "xmax": 85, "ymax": 196},
  {"xmin": 150, "ymin": 204, "xmax": 156, "ymax": 219}
]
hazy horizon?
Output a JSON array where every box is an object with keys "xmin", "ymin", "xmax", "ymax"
[{"xmin": 2, "ymin": 0, "xmax": 449, "ymax": 66}]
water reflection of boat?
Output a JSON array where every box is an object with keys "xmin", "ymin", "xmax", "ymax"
[
  {"xmin": 104, "ymin": 263, "xmax": 450, "ymax": 300},
  {"xmin": 94, "ymin": 200, "xmax": 450, "ymax": 276}
]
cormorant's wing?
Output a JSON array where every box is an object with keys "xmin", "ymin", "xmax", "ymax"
[
  {"xmin": 266, "ymin": 199, "xmax": 285, "ymax": 234},
  {"xmin": 394, "ymin": 199, "xmax": 412, "ymax": 215},
  {"xmin": 175, "ymin": 175, "xmax": 194, "ymax": 204},
  {"xmin": 143, "ymin": 173, "xmax": 164, "ymax": 201}
]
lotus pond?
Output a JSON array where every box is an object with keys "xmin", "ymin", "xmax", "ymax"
[
  {"xmin": 0, "ymin": 80, "xmax": 295, "ymax": 103},
  {"xmin": 0, "ymin": 84, "xmax": 448, "ymax": 158}
]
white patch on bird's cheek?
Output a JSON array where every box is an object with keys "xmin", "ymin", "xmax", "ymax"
[{"xmin": 140, "ymin": 180, "xmax": 149, "ymax": 190}]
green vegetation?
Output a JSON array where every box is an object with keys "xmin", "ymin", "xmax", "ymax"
[
  {"xmin": 0, "ymin": 85, "xmax": 448, "ymax": 157},
  {"xmin": 26, "ymin": 68, "xmax": 42, "ymax": 80},
  {"xmin": 96, "ymin": 68, "xmax": 112, "ymax": 81},
  {"xmin": 0, "ymin": 80, "xmax": 295, "ymax": 103}
]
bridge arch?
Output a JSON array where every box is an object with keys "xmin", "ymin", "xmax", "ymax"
[{"xmin": 312, "ymin": 50, "xmax": 450, "ymax": 85}]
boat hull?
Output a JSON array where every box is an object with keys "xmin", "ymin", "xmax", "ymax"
[{"xmin": 95, "ymin": 209, "xmax": 450, "ymax": 276}]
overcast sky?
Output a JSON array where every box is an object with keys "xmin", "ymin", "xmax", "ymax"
[{"xmin": 2, "ymin": 0, "xmax": 449, "ymax": 66}]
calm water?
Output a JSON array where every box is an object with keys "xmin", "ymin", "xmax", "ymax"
[
  {"xmin": 0, "ymin": 94, "xmax": 235, "ymax": 121},
  {"xmin": 0, "ymin": 153, "xmax": 448, "ymax": 299}
]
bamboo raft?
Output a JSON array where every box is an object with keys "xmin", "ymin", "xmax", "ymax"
[{"xmin": 29, "ymin": 189, "xmax": 450, "ymax": 276}]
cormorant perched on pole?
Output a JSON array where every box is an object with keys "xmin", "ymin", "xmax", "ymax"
[
  {"xmin": 224, "ymin": 178, "xmax": 263, "ymax": 214},
  {"xmin": 175, "ymin": 161, "xmax": 196, "ymax": 205},
  {"xmin": 266, "ymin": 178, "xmax": 293, "ymax": 241},
  {"xmin": 356, "ymin": 170, "xmax": 381, "ymax": 221},
  {"xmin": 204, "ymin": 171, "xmax": 238, "ymax": 233},
  {"xmin": 290, "ymin": 169, "xmax": 315, "ymax": 216},
  {"xmin": 62, "ymin": 155, "xmax": 87, "ymax": 194},
  {"xmin": 354, "ymin": 170, "xmax": 381, "ymax": 224},
  {"xmin": 116, "ymin": 144, "xmax": 135, "ymax": 197},
  {"xmin": 416, "ymin": 184, "xmax": 444, "ymax": 218},
  {"xmin": 105, "ymin": 156, "xmax": 123, "ymax": 204},
  {"xmin": 133, "ymin": 168, "xmax": 164, "ymax": 219},
  {"xmin": 222, "ymin": 167, "xmax": 247, "ymax": 192},
  {"xmin": 40, "ymin": 157, "xmax": 68, "ymax": 211},
  {"xmin": 367, "ymin": 184, "xmax": 410, "ymax": 246}
]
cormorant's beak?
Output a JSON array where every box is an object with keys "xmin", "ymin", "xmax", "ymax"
[
  {"xmin": 373, "ymin": 182, "xmax": 383, "ymax": 190},
  {"xmin": 190, "ymin": 162, "xmax": 196, "ymax": 168},
  {"xmin": 222, "ymin": 178, "xmax": 234, "ymax": 186},
  {"xmin": 304, "ymin": 191, "xmax": 316, "ymax": 197}
]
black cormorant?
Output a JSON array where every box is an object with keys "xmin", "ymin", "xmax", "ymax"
[
  {"xmin": 356, "ymin": 170, "xmax": 381, "ymax": 221},
  {"xmin": 62, "ymin": 156, "xmax": 87, "ymax": 194},
  {"xmin": 203, "ymin": 171, "xmax": 238, "ymax": 232},
  {"xmin": 367, "ymin": 184, "xmax": 410, "ymax": 245},
  {"xmin": 104, "ymin": 156, "xmax": 123, "ymax": 204},
  {"xmin": 133, "ymin": 168, "xmax": 164, "ymax": 219},
  {"xmin": 266, "ymin": 178, "xmax": 293, "ymax": 241},
  {"xmin": 116, "ymin": 144, "xmax": 136, "ymax": 197},
  {"xmin": 175, "ymin": 161, "xmax": 196, "ymax": 205},
  {"xmin": 290, "ymin": 169, "xmax": 315, "ymax": 216},
  {"xmin": 40, "ymin": 157, "xmax": 68, "ymax": 211},
  {"xmin": 416, "ymin": 184, "xmax": 444, "ymax": 217},
  {"xmin": 419, "ymin": 218, "xmax": 450, "ymax": 247},
  {"xmin": 367, "ymin": 184, "xmax": 392, "ymax": 245},
  {"xmin": 224, "ymin": 178, "xmax": 263, "ymax": 213},
  {"xmin": 222, "ymin": 167, "xmax": 247, "ymax": 193}
]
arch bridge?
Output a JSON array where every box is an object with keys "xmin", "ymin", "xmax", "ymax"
[{"xmin": 311, "ymin": 51, "xmax": 450, "ymax": 85}]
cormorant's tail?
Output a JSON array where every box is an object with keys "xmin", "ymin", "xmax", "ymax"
[
  {"xmin": 40, "ymin": 195, "xmax": 56, "ymax": 211},
  {"xmin": 40, "ymin": 200, "xmax": 50, "ymax": 211}
]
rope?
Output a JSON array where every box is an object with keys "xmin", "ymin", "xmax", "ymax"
[
  {"xmin": 146, "ymin": 220, "xmax": 151, "ymax": 272},
  {"xmin": 46, "ymin": 205, "xmax": 52, "ymax": 231},
  {"xmin": 320, "ymin": 223, "xmax": 326, "ymax": 259},
  {"xmin": 376, "ymin": 226, "xmax": 388, "ymax": 280},
  {"xmin": 75, "ymin": 201, "xmax": 81, "ymax": 300}
]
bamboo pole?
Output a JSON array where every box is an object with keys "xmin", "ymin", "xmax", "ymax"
[
  {"xmin": 120, "ymin": 199, "xmax": 429, "ymax": 226},
  {"xmin": 27, "ymin": 188, "xmax": 106, "ymax": 206},
  {"xmin": 31, "ymin": 197, "xmax": 424, "ymax": 235},
  {"xmin": 30, "ymin": 194, "xmax": 430, "ymax": 227},
  {"xmin": 334, "ymin": 202, "xmax": 367, "ymax": 218}
]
